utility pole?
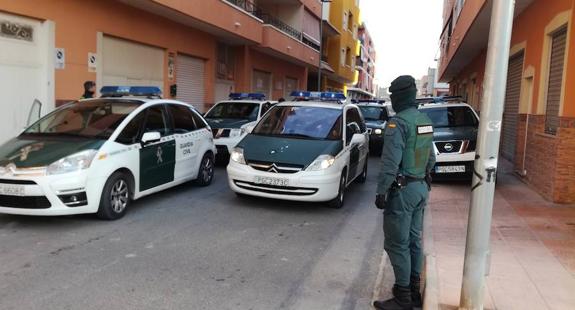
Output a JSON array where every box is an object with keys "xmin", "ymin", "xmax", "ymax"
[{"xmin": 459, "ymin": 1, "xmax": 516, "ymax": 309}]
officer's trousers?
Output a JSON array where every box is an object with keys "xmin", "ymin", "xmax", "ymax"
[{"xmin": 383, "ymin": 181, "xmax": 429, "ymax": 287}]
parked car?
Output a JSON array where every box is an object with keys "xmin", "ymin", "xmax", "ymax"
[
  {"xmin": 418, "ymin": 101, "xmax": 479, "ymax": 179},
  {"xmin": 203, "ymin": 93, "xmax": 276, "ymax": 161},
  {"xmin": 0, "ymin": 86, "xmax": 216, "ymax": 220},
  {"xmin": 226, "ymin": 93, "xmax": 369, "ymax": 209},
  {"xmin": 355, "ymin": 100, "xmax": 394, "ymax": 155}
]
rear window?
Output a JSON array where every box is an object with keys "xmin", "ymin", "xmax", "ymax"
[{"xmin": 421, "ymin": 106, "xmax": 478, "ymax": 128}]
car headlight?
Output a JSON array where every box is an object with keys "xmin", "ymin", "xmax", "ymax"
[
  {"xmin": 46, "ymin": 149, "xmax": 98, "ymax": 175},
  {"xmin": 230, "ymin": 147, "xmax": 246, "ymax": 165},
  {"xmin": 307, "ymin": 155, "xmax": 335, "ymax": 171},
  {"xmin": 229, "ymin": 128, "xmax": 246, "ymax": 138},
  {"xmin": 374, "ymin": 128, "xmax": 383, "ymax": 135}
]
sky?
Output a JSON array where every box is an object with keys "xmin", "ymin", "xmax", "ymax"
[{"xmin": 360, "ymin": 0, "xmax": 445, "ymax": 88}]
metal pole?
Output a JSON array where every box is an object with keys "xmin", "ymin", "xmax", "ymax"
[
  {"xmin": 317, "ymin": 1, "xmax": 324, "ymax": 91},
  {"xmin": 459, "ymin": 0, "xmax": 515, "ymax": 309}
]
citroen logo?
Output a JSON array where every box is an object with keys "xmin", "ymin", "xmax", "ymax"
[
  {"xmin": 444, "ymin": 143, "xmax": 454, "ymax": 152},
  {"xmin": 267, "ymin": 164, "xmax": 279, "ymax": 173}
]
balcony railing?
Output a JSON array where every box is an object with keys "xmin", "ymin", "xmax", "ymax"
[{"xmin": 225, "ymin": 0, "xmax": 319, "ymax": 51}]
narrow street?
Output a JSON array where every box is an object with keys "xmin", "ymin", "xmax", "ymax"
[{"xmin": 0, "ymin": 158, "xmax": 386, "ymax": 310}]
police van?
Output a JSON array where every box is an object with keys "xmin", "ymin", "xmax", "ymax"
[
  {"xmin": 0, "ymin": 86, "xmax": 216, "ymax": 220},
  {"xmin": 226, "ymin": 92, "xmax": 369, "ymax": 208},
  {"xmin": 204, "ymin": 93, "xmax": 275, "ymax": 160}
]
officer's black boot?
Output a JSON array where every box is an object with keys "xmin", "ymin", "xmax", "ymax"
[
  {"xmin": 373, "ymin": 285, "xmax": 412, "ymax": 310},
  {"xmin": 410, "ymin": 275, "xmax": 422, "ymax": 308}
]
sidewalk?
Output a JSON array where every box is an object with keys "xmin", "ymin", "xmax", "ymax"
[{"xmin": 426, "ymin": 161, "xmax": 575, "ymax": 310}]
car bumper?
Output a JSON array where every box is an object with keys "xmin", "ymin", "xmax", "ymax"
[
  {"xmin": 0, "ymin": 171, "xmax": 105, "ymax": 216},
  {"xmin": 432, "ymin": 152, "xmax": 475, "ymax": 177},
  {"xmin": 226, "ymin": 161, "xmax": 341, "ymax": 202}
]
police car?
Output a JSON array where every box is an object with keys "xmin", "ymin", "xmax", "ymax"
[
  {"xmin": 0, "ymin": 86, "xmax": 216, "ymax": 220},
  {"xmin": 354, "ymin": 100, "xmax": 394, "ymax": 155},
  {"xmin": 226, "ymin": 92, "xmax": 369, "ymax": 208},
  {"xmin": 418, "ymin": 99, "xmax": 479, "ymax": 178},
  {"xmin": 204, "ymin": 93, "xmax": 275, "ymax": 160}
]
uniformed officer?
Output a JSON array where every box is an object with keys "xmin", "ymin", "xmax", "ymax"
[{"xmin": 373, "ymin": 75, "xmax": 435, "ymax": 310}]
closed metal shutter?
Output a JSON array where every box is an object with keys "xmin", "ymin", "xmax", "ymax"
[
  {"xmin": 177, "ymin": 54, "xmax": 205, "ymax": 112},
  {"xmin": 252, "ymin": 70, "xmax": 272, "ymax": 99},
  {"xmin": 501, "ymin": 51, "xmax": 524, "ymax": 161},
  {"xmin": 545, "ymin": 27, "xmax": 567, "ymax": 134},
  {"xmin": 285, "ymin": 77, "xmax": 298, "ymax": 98},
  {"xmin": 102, "ymin": 36, "xmax": 164, "ymax": 89}
]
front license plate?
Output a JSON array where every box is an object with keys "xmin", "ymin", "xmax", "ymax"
[
  {"xmin": 254, "ymin": 176, "xmax": 289, "ymax": 187},
  {"xmin": 0, "ymin": 184, "xmax": 26, "ymax": 196},
  {"xmin": 435, "ymin": 165, "xmax": 466, "ymax": 173}
]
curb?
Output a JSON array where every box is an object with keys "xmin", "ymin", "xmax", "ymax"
[{"xmin": 423, "ymin": 206, "xmax": 440, "ymax": 310}]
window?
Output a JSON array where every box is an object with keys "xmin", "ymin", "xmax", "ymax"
[
  {"xmin": 341, "ymin": 48, "xmax": 346, "ymax": 66},
  {"xmin": 191, "ymin": 111, "xmax": 208, "ymax": 129},
  {"xmin": 168, "ymin": 105, "xmax": 197, "ymax": 134},
  {"xmin": 143, "ymin": 106, "xmax": 170, "ymax": 136},
  {"xmin": 116, "ymin": 111, "xmax": 146, "ymax": 145},
  {"xmin": 343, "ymin": 11, "xmax": 348, "ymax": 30},
  {"xmin": 545, "ymin": 26, "xmax": 567, "ymax": 134},
  {"xmin": 346, "ymin": 48, "xmax": 352, "ymax": 67},
  {"xmin": 346, "ymin": 107, "xmax": 366, "ymax": 132},
  {"xmin": 205, "ymin": 101, "xmax": 260, "ymax": 121},
  {"xmin": 216, "ymin": 43, "xmax": 235, "ymax": 81},
  {"xmin": 421, "ymin": 107, "xmax": 478, "ymax": 128},
  {"xmin": 347, "ymin": 12, "xmax": 354, "ymax": 32}
]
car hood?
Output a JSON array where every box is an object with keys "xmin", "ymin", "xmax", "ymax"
[
  {"xmin": 433, "ymin": 126, "xmax": 478, "ymax": 141},
  {"xmin": 365, "ymin": 120, "xmax": 386, "ymax": 129},
  {"xmin": 0, "ymin": 136, "xmax": 106, "ymax": 168},
  {"xmin": 237, "ymin": 135, "xmax": 343, "ymax": 167},
  {"xmin": 206, "ymin": 118, "xmax": 252, "ymax": 129}
]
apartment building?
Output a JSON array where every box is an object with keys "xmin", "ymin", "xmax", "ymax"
[
  {"xmin": 348, "ymin": 22, "xmax": 376, "ymax": 100},
  {"xmin": 439, "ymin": 0, "xmax": 575, "ymax": 203},
  {"xmin": 0, "ymin": 0, "xmax": 322, "ymax": 143}
]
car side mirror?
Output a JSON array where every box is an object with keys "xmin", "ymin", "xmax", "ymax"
[
  {"xmin": 346, "ymin": 122, "xmax": 361, "ymax": 144},
  {"xmin": 351, "ymin": 133, "xmax": 366, "ymax": 146},
  {"xmin": 141, "ymin": 131, "xmax": 161, "ymax": 144}
]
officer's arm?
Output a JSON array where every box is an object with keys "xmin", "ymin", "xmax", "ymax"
[
  {"xmin": 377, "ymin": 119, "xmax": 406, "ymax": 194},
  {"xmin": 426, "ymin": 147, "xmax": 436, "ymax": 174}
]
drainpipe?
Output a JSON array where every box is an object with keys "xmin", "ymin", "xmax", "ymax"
[
  {"xmin": 459, "ymin": 0, "xmax": 516, "ymax": 309},
  {"xmin": 519, "ymin": 114, "xmax": 529, "ymax": 176}
]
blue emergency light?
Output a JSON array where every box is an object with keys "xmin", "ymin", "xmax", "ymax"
[
  {"xmin": 320, "ymin": 92, "xmax": 346, "ymax": 100},
  {"xmin": 100, "ymin": 86, "xmax": 162, "ymax": 98},
  {"xmin": 229, "ymin": 93, "xmax": 266, "ymax": 100},
  {"xmin": 289, "ymin": 91, "xmax": 346, "ymax": 102}
]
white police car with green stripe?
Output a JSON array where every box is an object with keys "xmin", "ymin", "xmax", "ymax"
[
  {"xmin": 226, "ymin": 92, "xmax": 369, "ymax": 208},
  {"xmin": 0, "ymin": 86, "xmax": 215, "ymax": 220}
]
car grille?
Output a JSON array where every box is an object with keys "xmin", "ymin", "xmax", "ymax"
[
  {"xmin": 435, "ymin": 141, "xmax": 463, "ymax": 154},
  {"xmin": 212, "ymin": 129, "xmax": 231, "ymax": 138},
  {"xmin": 247, "ymin": 161, "xmax": 304, "ymax": 174},
  {"xmin": 0, "ymin": 195, "xmax": 51, "ymax": 209},
  {"xmin": 234, "ymin": 180, "xmax": 317, "ymax": 196}
]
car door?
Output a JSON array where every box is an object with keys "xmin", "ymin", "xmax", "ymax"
[
  {"xmin": 139, "ymin": 105, "xmax": 176, "ymax": 191},
  {"xmin": 345, "ymin": 107, "xmax": 368, "ymax": 180},
  {"xmin": 167, "ymin": 104, "xmax": 201, "ymax": 180}
]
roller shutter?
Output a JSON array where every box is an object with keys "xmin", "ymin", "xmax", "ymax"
[
  {"xmin": 177, "ymin": 54, "xmax": 206, "ymax": 112},
  {"xmin": 501, "ymin": 51, "xmax": 524, "ymax": 162},
  {"xmin": 252, "ymin": 70, "xmax": 272, "ymax": 99},
  {"xmin": 102, "ymin": 36, "xmax": 164, "ymax": 89},
  {"xmin": 285, "ymin": 77, "xmax": 298, "ymax": 98},
  {"xmin": 545, "ymin": 27, "xmax": 567, "ymax": 134}
]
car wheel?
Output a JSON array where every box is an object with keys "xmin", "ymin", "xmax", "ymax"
[
  {"xmin": 195, "ymin": 153, "xmax": 215, "ymax": 187},
  {"xmin": 96, "ymin": 172, "xmax": 131, "ymax": 220},
  {"xmin": 357, "ymin": 159, "xmax": 368, "ymax": 183},
  {"xmin": 327, "ymin": 172, "xmax": 347, "ymax": 209}
]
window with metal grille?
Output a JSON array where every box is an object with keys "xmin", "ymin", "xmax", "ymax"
[{"xmin": 545, "ymin": 26, "xmax": 567, "ymax": 135}]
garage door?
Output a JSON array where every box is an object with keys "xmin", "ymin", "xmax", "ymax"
[
  {"xmin": 0, "ymin": 12, "xmax": 53, "ymax": 143},
  {"xmin": 285, "ymin": 77, "xmax": 298, "ymax": 98},
  {"xmin": 101, "ymin": 36, "xmax": 164, "ymax": 90},
  {"xmin": 501, "ymin": 51, "xmax": 524, "ymax": 162},
  {"xmin": 252, "ymin": 70, "xmax": 272, "ymax": 99},
  {"xmin": 177, "ymin": 54, "xmax": 205, "ymax": 111}
]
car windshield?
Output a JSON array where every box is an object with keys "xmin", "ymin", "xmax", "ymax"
[
  {"xmin": 23, "ymin": 100, "xmax": 140, "ymax": 139},
  {"xmin": 205, "ymin": 101, "xmax": 260, "ymax": 121},
  {"xmin": 253, "ymin": 106, "xmax": 343, "ymax": 140},
  {"xmin": 421, "ymin": 106, "xmax": 478, "ymax": 128},
  {"xmin": 359, "ymin": 106, "xmax": 388, "ymax": 121}
]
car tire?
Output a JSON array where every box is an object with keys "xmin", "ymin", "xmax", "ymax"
[
  {"xmin": 96, "ymin": 172, "xmax": 131, "ymax": 220},
  {"xmin": 327, "ymin": 172, "xmax": 347, "ymax": 209},
  {"xmin": 357, "ymin": 159, "xmax": 368, "ymax": 184},
  {"xmin": 195, "ymin": 152, "xmax": 215, "ymax": 187}
]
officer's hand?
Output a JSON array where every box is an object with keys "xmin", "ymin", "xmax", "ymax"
[
  {"xmin": 375, "ymin": 194, "xmax": 387, "ymax": 209},
  {"xmin": 425, "ymin": 174, "xmax": 433, "ymax": 191}
]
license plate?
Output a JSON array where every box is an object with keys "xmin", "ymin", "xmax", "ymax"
[
  {"xmin": 0, "ymin": 184, "xmax": 26, "ymax": 196},
  {"xmin": 254, "ymin": 176, "xmax": 289, "ymax": 187},
  {"xmin": 435, "ymin": 165, "xmax": 466, "ymax": 173}
]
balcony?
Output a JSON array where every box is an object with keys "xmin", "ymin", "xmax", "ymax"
[{"xmin": 225, "ymin": 0, "xmax": 319, "ymax": 52}]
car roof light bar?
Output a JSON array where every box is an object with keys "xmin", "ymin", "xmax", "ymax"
[
  {"xmin": 100, "ymin": 86, "xmax": 162, "ymax": 98},
  {"xmin": 229, "ymin": 93, "xmax": 266, "ymax": 100}
]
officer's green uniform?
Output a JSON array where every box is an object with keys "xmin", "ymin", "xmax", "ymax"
[{"xmin": 374, "ymin": 76, "xmax": 435, "ymax": 310}]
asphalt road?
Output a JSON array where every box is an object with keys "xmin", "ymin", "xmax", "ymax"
[{"xmin": 0, "ymin": 158, "xmax": 388, "ymax": 310}]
